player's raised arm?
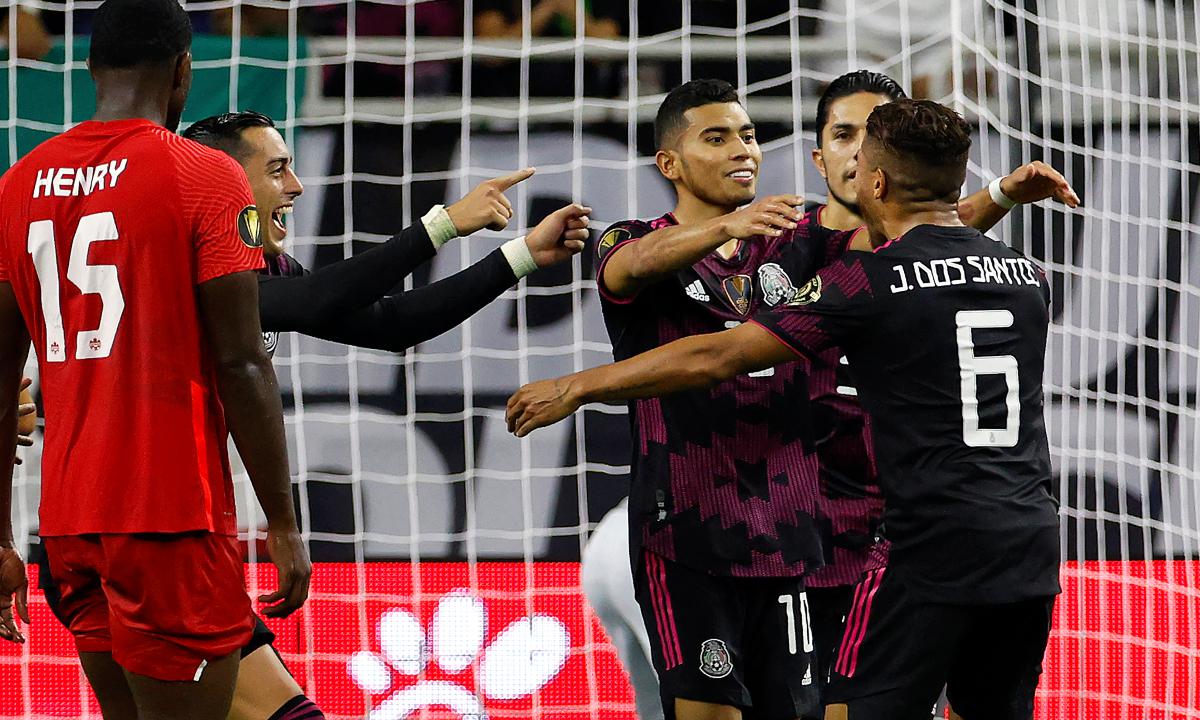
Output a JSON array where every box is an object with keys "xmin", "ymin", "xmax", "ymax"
[
  {"xmin": 289, "ymin": 204, "xmax": 591, "ymax": 352},
  {"xmin": 599, "ymin": 195, "xmax": 805, "ymax": 299},
  {"xmin": 506, "ymin": 322, "xmax": 792, "ymax": 436},
  {"xmin": 0, "ymin": 284, "xmax": 30, "ymax": 644},
  {"xmin": 958, "ymin": 160, "xmax": 1080, "ymax": 231}
]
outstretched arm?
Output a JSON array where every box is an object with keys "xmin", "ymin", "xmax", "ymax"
[
  {"xmin": 958, "ymin": 160, "xmax": 1080, "ymax": 232},
  {"xmin": 263, "ymin": 204, "xmax": 591, "ymax": 351},
  {"xmin": 505, "ymin": 322, "xmax": 794, "ymax": 436},
  {"xmin": 601, "ymin": 195, "xmax": 804, "ymax": 299},
  {"xmin": 260, "ymin": 169, "xmax": 538, "ymax": 329}
]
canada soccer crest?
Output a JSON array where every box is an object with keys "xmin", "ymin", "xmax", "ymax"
[{"xmin": 699, "ymin": 638, "xmax": 733, "ymax": 679}]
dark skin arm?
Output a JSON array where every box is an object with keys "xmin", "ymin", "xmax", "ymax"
[
  {"xmin": 197, "ymin": 271, "xmax": 311, "ymax": 618},
  {"xmin": 0, "ymin": 283, "xmax": 29, "ymax": 643},
  {"xmin": 601, "ymin": 195, "xmax": 805, "ymax": 298},
  {"xmin": 506, "ymin": 323, "xmax": 793, "ymax": 436}
]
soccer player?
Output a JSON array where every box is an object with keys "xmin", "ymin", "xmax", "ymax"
[
  {"xmin": 558, "ymin": 77, "xmax": 1071, "ymax": 720},
  {"xmin": 183, "ymin": 110, "xmax": 587, "ymax": 720},
  {"xmin": 798, "ymin": 69, "xmax": 1076, "ymax": 688},
  {"xmin": 508, "ymin": 98, "xmax": 1060, "ymax": 720},
  {"xmin": 182, "ymin": 111, "xmax": 590, "ymax": 353},
  {"xmin": 0, "ymin": 1, "xmax": 310, "ymax": 718}
]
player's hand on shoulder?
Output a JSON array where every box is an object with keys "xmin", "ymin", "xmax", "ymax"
[
  {"xmin": 258, "ymin": 527, "xmax": 312, "ymax": 619},
  {"xmin": 1000, "ymin": 161, "xmax": 1080, "ymax": 208},
  {"xmin": 525, "ymin": 203, "xmax": 592, "ymax": 268},
  {"xmin": 0, "ymin": 546, "xmax": 29, "ymax": 644},
  {"xmin": 722, "ymin": 194, "xmax": 804, "ymax": 240},
  {"xmin": 446, "ymin": 167, "xmax": 537, "ymax": 235},
  {"xmin": 506, "ymin": 376, "xmax": 582, "ymax": 437}
]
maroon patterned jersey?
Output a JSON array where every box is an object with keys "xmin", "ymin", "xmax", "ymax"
[{"xmin": 597, "ymin": 211, "xmax": 838, "ymax": 577}]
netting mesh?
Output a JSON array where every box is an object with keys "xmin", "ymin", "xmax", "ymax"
[{"xmin": 2, "ymin": 0, "xmax": 1199, "ymax": 717}]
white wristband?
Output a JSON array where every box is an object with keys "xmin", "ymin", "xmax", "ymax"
[
  {"xmin": 988, "ymin": 177, "xmax": 1017, "ymax": 210},
  {"xmin": 501, "ymin": 236, "xmax": 539, "ymax": 279},
  {"xmin": 421, "ymin": 205, "xmax": 458, "ymax": 249}
]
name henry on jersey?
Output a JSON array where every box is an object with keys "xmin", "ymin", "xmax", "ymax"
[
  {"xmin": 33, "ymin": 159, "xmax": 129, "ymax": 198},
  {"xmin": 888, "ymin": 255, "xmax": 1041, "ymax": 295}
]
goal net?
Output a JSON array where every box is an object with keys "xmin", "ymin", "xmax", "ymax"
[{"xmin": 2, "ymin": 0, "xmax": 1198, "ymax": 718}]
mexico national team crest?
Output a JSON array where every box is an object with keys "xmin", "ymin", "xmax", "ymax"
[
  {"xmin": 699, "ymin": 639, "xmax": 733, "ymax": 679},
  {"xmin": 722, "ymin": 275, "xmax": 753, "ymax": 315},
  {"xmin": 237, "ymin": 205, "xmax": 263, "ymax": 248},
  {"xmin": 597, "ymin": 226, "xmax": 630, "ymax": 260},
  {"xmin": 785, "ymin": 276, "xmax": 823, "ymax": 306},
  {"xmin": 758, "ymin": 263, "xmax": 797, "ymax": 306}
]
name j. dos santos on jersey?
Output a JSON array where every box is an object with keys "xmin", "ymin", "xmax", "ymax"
[{"xmin": 888, "ymin": 255, "xmax": 1041, "ymax": 295}]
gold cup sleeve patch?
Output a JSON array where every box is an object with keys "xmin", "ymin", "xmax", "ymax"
[
  {"xmin": 237, "ymin": 205, "xmax": 263, "ymax": 248},
  {"xmin": 597, "ymin": 226, "xmax": 631, "ymax": 260},
  {"xmin": 785, "ymin": 276, "xmax": 823, "ymax": 306}
]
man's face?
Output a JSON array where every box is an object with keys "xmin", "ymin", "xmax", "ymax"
[
  {"xmin": 668, "ymin": 102, "xmax": 762, "ymax": 208},
  {"xmin": 852, "ymin": 138, "xmax": 886, "ymax": 237},
  {"xmin": 239, "ymin": 126, "xmax": 303, "ymax": 257},
  {"xmin": 814, "ymin": 92, "xmax": 892, "ymax": 211}
]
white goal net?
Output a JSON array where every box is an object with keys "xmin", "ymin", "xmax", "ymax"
[{"xmin": 2, "ymin": 0, "xmax": 1199, "ymax": 718}]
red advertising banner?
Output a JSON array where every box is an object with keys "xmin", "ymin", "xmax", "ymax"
[{"xmin": 1, "ymin": 561, "xmax": 1197, "ymax": 719}]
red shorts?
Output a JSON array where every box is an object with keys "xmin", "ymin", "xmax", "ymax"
[{"xmin": 42, "ymin": 532, "xmax": 254, "ymax": 682}]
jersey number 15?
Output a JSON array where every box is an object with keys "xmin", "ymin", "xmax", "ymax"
[{"xmin": 27, "ymin": 212, "xmax": 125, "ymax": 362}]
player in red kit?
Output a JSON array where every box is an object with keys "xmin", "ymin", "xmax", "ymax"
[{"xmin": 0, "ymin": 0, "xmax": 309, "ymax": 718}]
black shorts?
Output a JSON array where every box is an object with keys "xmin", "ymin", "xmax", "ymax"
[
  {"xmin": 827, "ymin": 567, "xmax": 1055, "ymax": 720},
  {"xmin": 35, "ymin": 538, "xmax": 276, "ymax": 660},
  {"xmin": 806, "ymin": 584, "xmax": 856, "ymax": 692},
  {"xmin": 634, "ymin": 551, "xmax": 820, "ymax": 720}
]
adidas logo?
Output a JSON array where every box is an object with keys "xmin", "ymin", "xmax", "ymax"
[{"xmin": 685, "ymin": 280, "xmax": 710, "ymax": 303}]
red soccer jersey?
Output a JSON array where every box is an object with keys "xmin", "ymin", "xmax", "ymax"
[{"xmin": 0, "ymin": 118, "xmax": 265, "ymax": 536}]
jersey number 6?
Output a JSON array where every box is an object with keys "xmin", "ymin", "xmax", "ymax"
[
  {"xmin": 27, "ymin": 212, "xmax": 125, "ymax": 362},
  {"xmin": 956, "ymin": 309, "xmax": 1019, "ymax": 448}
]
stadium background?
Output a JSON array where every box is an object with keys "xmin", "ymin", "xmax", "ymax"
[{"xmin": 1, "ymin": 0, "xmax": 1199, "ymax": 717}]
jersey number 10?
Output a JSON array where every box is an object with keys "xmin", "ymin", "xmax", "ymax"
[{"xmin": 27, "ymin": 212, "xmax": 125, "ymax": 362}]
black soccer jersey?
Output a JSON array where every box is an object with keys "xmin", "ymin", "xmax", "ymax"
[{"xmin": 753, "ymin": 224, "xmax": 1060, "ymax": 604}]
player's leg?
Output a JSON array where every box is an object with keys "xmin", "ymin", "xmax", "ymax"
[
  {"xmin": 122, "ymin": 651, "xmax": 240, "ymax": 720},
  {"xmin": 632, "ymin": 551, "xmax": 750, "ymax": 720},
  {"xmin": 41, "ymin": 537, "xmax": 139, "ymax": 719},
  {"xmin": 78, "ymin": 652, "xmax": 138, "ymax": 718},
  {"xmin": 943, "ymin": 597, "xmax": 1055, "ymax": 720},
  {"xmin": 101, "ymin": 532, "xmax": 254, "ymax": 720},
  {"xmin": 583, "ymin": 501, "xmax": 663, "ymax": 720},
  {"xmin": 823, "ymin": 568, "xmax": 959, "ymax": 719},
  {"xmin": 229, "ymin": 643, "xmax": 305, "ymax": 720},
  {"xmin": 742, "ymin": 578, "xmax": 821, "ymax": 720}
]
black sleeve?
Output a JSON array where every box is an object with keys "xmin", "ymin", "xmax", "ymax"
[
  {"xmin": 291, "ymin": 248, "xmax": 519, "ymax": 352},
  {"xmin": 257, "ymin": 222, "xmax": 438, "ymax": 332}
]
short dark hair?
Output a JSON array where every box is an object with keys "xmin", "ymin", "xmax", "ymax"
[
  {"xmin": 89, "ymin": 0, "xmax": 192, "ymax": 70},
  {"xmin": 815, "ymin": 70, "xmax": 907, "ymax": 147},
  {"xmin": 181, "ymin": 111, "xmax": 276, "ymax": 160},
  {"xmin": 654, "ymin": 79, "xmax": 741, "ymax": 149},
  {"xmin": 866, "ymin": 99, "xmax": 972, "ymax": 198}
]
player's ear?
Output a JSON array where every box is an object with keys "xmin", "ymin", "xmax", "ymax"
[
  {"xmin": 173, "ymin": 52, "xmax": 192, "ymax": 92},
  {"xmin": 656, "ymin": 149, "xmax": 681, "ymax": 182},
  {"xmin": 812, "ymin": 147, "xmax": 827, "ymax": 179},
  {"xmin": 873, "ymin": 168, "xmax": 887, "ymax": 200}
]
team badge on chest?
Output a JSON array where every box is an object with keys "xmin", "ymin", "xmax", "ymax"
[
  {"xmin": 721, "ymin": 275, "xmax": 753, "ymax": 315},
  {"xmin": 758, "ymin": 263, "xmax": 797, "ymax": 306},
  {"xmin": 699, "ymin": 638, "xmax": 733, "ymax": 678}
]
